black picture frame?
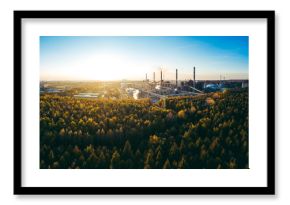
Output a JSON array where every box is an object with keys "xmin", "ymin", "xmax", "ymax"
[{"xmin": 14, "ymin": 10, "xmax": 275, "ymax": 195}]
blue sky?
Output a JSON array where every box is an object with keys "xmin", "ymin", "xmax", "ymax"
[{"xmin": 40, "ymin": 36, "xmax": 248, "ymax": 81}]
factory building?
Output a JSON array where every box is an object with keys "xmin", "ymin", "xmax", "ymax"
[{"xmin": 121, "ymin": 66, "xmax": 248, "ymax": 105}]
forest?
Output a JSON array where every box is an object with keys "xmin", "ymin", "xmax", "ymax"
[{"xmin": 40, "ymin": 88, "xmax": 248, "ymax": 169}]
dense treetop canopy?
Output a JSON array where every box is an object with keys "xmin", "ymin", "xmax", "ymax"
[{"xmin": 40, "ymin": 88, "xmax": 248, "ymax": 169}]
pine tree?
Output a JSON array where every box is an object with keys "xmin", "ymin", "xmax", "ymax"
[
  {"xmin": 163, "ymin": 159, "xmax": 171, "ymax": 169},
  {"xmin": 110, "ymin": 150, "xmax": 120, "ymax": 169}
]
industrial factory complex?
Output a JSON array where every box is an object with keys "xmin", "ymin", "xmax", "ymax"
[{"xmin": 121, "ymin": 67, "xmax": 248, "ymax": 103}]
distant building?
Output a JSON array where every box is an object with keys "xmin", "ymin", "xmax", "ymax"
[
  {"xmin": 242, "ymin": 81, "xmax": 248, "ymax": 88},
  {"xmin": 204, "ymin": 84, "xmax": 220, "ymax": 92}
]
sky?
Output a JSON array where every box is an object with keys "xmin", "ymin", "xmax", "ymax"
[{"xmin": 40, "ymin": 36, "xmax": 248, "ymax": 81}]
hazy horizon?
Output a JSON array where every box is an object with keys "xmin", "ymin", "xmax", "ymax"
[{"xmin": 40, "ymin": 36, "xmax": 249, "ymax": 81}]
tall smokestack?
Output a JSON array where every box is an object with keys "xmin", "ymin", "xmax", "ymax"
[
  {"xmin": 176, "ymin": 69, "xmax": 178, "ymax": 87},
  {"xmin": 161, "ymin": 70, "xmax": 163, "ymax": 85},
  {"xmin": 153, "ymin": 72, "xmax": 155, "ymax": 82},
  {"xmin": 146, "ymin": 73, "xmax": 147, "ymax": 81},
  {"xmin": 193, "ymin": 66, "xmax": 196, "ymax": 88}
]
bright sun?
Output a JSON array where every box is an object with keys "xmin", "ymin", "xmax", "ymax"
[{"xmin": 70, "ymin": 53, "xmax": 144, "ymax": 81}]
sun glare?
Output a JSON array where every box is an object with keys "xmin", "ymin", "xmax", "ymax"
[{"xmin": 66, "ymin": 52, "xmax": 145, "ymax": 81}]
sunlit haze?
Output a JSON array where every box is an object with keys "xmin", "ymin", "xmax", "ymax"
[{"xmin": 40, "ymin": 36, "xmax": 248, "ymax": 81}]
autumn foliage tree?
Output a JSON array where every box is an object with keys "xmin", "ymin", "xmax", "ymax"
[{"xmin": 40, "ymin": 87, "xmax": 249, "ymax": 169}]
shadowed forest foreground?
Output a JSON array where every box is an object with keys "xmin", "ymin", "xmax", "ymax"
[{"xmin": 40, "ymin": 89, "xmax": 248, "ymax": 169}]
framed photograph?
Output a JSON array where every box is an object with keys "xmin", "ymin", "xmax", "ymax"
[{"xmin": 14, "ymin": 10, "xmax": 275, "ymax": 195}]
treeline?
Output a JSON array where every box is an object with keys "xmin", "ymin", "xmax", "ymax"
[{"xmin": 40, "ymin": 89, "xmax": 248, "ymax": 169}]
